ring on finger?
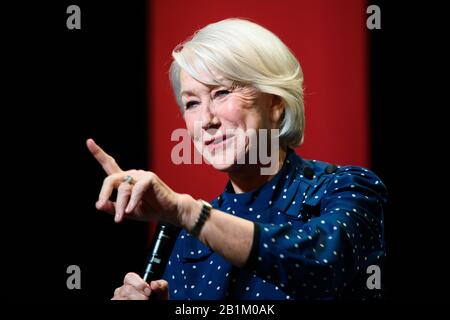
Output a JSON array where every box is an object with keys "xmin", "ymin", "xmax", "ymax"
[{"xmin": 123, "ymin": 175, "xmax": 135, "ymax": 185}]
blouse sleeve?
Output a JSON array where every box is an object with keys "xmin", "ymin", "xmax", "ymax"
[{"xmin": 244, "ymin": 166, "xmax": 388, "ymax": 298}]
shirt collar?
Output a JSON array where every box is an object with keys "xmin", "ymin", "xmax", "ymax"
[{"xmin": 217, "ymin": 148, "xmax": 302, "ymax": 214}]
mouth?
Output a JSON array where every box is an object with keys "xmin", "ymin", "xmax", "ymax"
[{"xmin": 204, "ymin": 134, "xmax": 234, "ymax": 149}]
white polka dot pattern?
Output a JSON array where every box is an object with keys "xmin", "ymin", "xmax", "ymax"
[{"xmin": 162, "ymin": 149, "xmax": 387, "ymax": 300}]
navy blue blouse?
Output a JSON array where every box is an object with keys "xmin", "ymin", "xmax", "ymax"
[{"xmin": 163, "ymin": 148, "xmax": 387, "ymax": 300}]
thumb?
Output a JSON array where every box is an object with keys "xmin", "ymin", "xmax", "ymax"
[{"xmin": 150, "ymin": 280, "xmax": 169, "ymax": 300}]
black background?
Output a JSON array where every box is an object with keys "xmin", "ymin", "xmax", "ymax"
[
  {"xmin": 3, "ymin": 1, "xmax": 150, "ymax": 299},
  {"xmin": 2, "ymin": 0, "xmax": 448, "ymax": 301},
  {"xmin": 369, "ymin": 0, "xmax": 448, "ymax": 299}
]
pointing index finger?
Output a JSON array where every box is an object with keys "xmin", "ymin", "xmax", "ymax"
[{"xmin": 86, "ymin": 138, "xmax": 122, "ymax": 175}]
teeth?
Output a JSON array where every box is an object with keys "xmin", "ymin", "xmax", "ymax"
[{"xmin": 212, "ymin": 136, "xmax": 225, "ymax": 144}]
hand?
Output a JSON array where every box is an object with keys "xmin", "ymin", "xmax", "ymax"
[
  {"xmin": 86, "ymin": 138, "xmax": 197, "ymax": 225},
  {"xmin": 111, "ymin": 272, "xmax": 169, "ymax": 300}
]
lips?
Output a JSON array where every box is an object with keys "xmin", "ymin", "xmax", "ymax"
[
  {"xmin": 205, "ymin": 134, "xmax": 231, "ymax": 146},
  {"xmin": 204, "ymin": 134, "xmax": 235, "ymax": 151}
]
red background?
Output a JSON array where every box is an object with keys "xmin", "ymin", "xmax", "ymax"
[{"xmin": 148, "ymin": 0, "xmax": 368, "ymax": 200}]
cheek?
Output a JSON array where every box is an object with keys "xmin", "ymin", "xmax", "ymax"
[
  {"xmin": 220, "ymin": 108, "xmax": 244, "ymax": 124},
  {"xmin": 183, "ymin": 114, "xmax": 199, "ymax": 139},
  {"xmin": 219, "ymin": 97, "xmax": 255, "ymax": 126},
  {"xmin": 223, "ymin": 106, "xmax": 264, "ymax": 132},
  {"xmin": 184, "ymin": 114, "xmax": 193, "ymax": 130}
]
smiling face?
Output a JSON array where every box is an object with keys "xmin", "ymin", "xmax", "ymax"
[{"xmin": 180, "ymin": 69, "xmax": 284, "ymax": 173}]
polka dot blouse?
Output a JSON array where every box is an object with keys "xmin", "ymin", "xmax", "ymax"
[{"xmin": 163, "ymin": 148, "xmax": 387, "ymax": 299}]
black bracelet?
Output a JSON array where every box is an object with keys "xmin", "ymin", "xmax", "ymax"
[{"xmin": 190, "ymin": 200, "xmax": 212, "ymax": 237}]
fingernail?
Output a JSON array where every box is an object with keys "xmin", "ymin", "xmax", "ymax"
[
  {"xmin": 115, "ymin": 214, "xmax": 120, "ymax": 223},
  {"xmin": 144, "ymin": 287, "xmax": 151, "ymax": 296}
]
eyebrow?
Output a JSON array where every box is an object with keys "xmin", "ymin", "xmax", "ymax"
[
  {"xmin": 180, "ymin": 89, "xmax": 196, "ymax": 97},
  {"xmin": 181, "ymin": 84, "xmax": 224, "ymax": 98}
]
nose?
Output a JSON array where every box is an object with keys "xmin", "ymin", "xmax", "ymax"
[{"xmin": 200, "ymin": 100, "xmax": 220, "ymax": 130}]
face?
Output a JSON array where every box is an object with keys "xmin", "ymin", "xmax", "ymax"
[{"xmin": 180, "ymin": 69, "xmax": 283, "ymax": 172}]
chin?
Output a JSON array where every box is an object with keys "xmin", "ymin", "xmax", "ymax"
[
  {"xmin": 196, "ymin": 137, "xmax": 250, "ymax": 171},
  {"xmin": 210, "ymin": 161, "xmax": 235, "ymax": 172},
  {"xmin": 206, "ymin": 150, "xmax": 237, "ymax": 171},
  {"xmin": 208, "ymin": 146, "xmax": 250, "ymax": 173}
]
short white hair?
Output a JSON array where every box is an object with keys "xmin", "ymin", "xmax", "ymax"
[{"xmin": 170, "ymin": 18, "xmax": 305, "ymax": 147}]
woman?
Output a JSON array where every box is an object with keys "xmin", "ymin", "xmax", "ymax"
[{"xmin": 87, "ymin": 18, "xmax": 387, "ymax": 300}]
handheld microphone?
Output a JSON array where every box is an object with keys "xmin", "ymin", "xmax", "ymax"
[{"xmin": 142, "ymin": 222, "xmax": 180, "ymax": 283}]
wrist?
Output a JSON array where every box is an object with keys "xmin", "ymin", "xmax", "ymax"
[
  {"xmin": 189, "ymin": 199, "xmax": 212, "ymax": 237},
  {"xmin": 176, "ymin": 194, "xmax": 201, "ymax": 230}
]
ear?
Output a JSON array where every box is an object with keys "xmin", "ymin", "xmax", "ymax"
[{"xmin": 269, "ymin": 95, "xmax": 285, "ymax": 125}]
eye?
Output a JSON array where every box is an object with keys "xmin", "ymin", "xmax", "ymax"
[
  {"xmin": 185, "ymin": 101, "xmax": 199, "ymax": 110},
  {"xmin": 213, "ymin": 90, "xmax": 231, "ymax": 99}
]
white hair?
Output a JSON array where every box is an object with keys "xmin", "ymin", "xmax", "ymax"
[{"xmin": 170, "ymin": 18, "xmax": 305, "ymax": 147}]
